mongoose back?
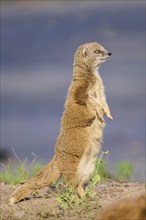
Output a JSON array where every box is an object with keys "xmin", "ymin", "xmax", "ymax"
[{"xmin": 10, "ymin": 42, "xmax": 113, "ymax": 204}]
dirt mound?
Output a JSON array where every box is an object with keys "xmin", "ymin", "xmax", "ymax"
[{"xmin": 0, "ymin": 181, "xmax": 145, "ymax": 220}]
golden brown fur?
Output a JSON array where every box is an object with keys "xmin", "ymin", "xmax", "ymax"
[
  {"xmin": 10, "ymin": 42, "xmax": 112, "ymax": 204},
  {"xmin": 98, "ymin": 194, "xmax": 146, "ymax": 220}
]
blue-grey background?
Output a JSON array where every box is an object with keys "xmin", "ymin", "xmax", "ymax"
[{"xmin": 1, "ymin": 1, "xmax": 145, "ymax": 181}]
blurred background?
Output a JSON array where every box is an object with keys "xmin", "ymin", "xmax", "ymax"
[{"xmin": 1, "ymin": 1, "xmax": 145, "ymax": 181}]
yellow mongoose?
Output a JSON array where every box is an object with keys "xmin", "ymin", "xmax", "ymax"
[
  {"xmin": 98, "ymin": 194, "xmax": 146, "ymax": 220},
  {"xmin": 10, "ymin": 42, "xmax": 113, "ymax": 204}
]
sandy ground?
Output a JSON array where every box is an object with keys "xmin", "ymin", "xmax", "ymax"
[{"xmin": 0, "ymin": 181, "xmax": 145, "ymax": 220}]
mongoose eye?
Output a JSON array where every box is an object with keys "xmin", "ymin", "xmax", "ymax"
[{"xmin": 94, "ymin": 49, "xmax": 101, "ymax": 54}]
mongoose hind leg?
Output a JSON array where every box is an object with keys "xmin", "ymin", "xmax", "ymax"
[
  {"xmin": 76, "ymin": 184, "xmax": 85, "ymax": 198},
  {"xmin": 66, "ymin": 176, "xmax": 85, "ymax": 198}
]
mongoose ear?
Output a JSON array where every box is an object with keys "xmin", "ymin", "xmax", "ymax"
[{"xmin": 82, "ymin": 46, "xmax": 88, "ymax": 58}]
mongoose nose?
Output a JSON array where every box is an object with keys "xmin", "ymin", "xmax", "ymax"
[{"xmin": 108, "ymin": 52, "xmax": 112, "ymax": 56}]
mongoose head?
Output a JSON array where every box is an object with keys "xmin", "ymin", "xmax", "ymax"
[{"xmin": 74, "ymin": 42, "xmax": 111, "ymax": 71}]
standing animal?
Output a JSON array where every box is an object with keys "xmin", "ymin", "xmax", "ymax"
[{"xmin": 10, "ymin": 42, "xmax": 113, "ymax": 204}]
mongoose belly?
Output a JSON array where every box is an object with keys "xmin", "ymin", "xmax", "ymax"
[
  {"xmin": 77, "ymin": 117, "xmax": 105, "ymax": 184},
  {"xmin": 77, "ymin": 119, "xmax": 102, "ymax": 184},
  {"xmin": 77, "ymin": 152, "xmax": 96, "ymax": 184}
]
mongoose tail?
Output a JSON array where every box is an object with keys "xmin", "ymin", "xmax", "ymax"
[{"xmin": 9, "ymin": 157, "xmax": 60, "ymax": 204}]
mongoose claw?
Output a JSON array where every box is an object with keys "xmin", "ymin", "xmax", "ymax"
[
  {"xmin": 107, "ymin": 114, "xmax": 113, "ymax": 120},
  {"xmin": 104, "ymin": 109, "xmax": 113, "ymax": 120}
]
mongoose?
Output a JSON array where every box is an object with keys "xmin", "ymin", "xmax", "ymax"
[
  {"xmin": 98, "ymin": 194, "xmax": 146, "ymax": 220},
  {"xmin": 9, "ymin": 42, "xmax": 113, "ymax": 204}
]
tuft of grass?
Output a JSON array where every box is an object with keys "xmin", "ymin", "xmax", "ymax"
[
  {"xmin": 0, "ymin": 162, "xmax": 44, "ymax": 185},
  {"xmin": 53, "ymin": 179, "xmax": 100, "ymax": 214},
  {"xmin": 91, "ymin": 151, "xmax": 112, "ymax": 185},
  {"xmin": 116, "ymin": 161, "xmax": 133, "ymax": 181},
  {"xmin": 0, "ymin": 149, "xmax": 44, "ymax": 184},
  {"xmin": 54, "ymin": 181, "xmax": 78, "ymax": 210},
  {"xmin": 31, "ymin": 163, "xmax": 44, "ymax": 176}
]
